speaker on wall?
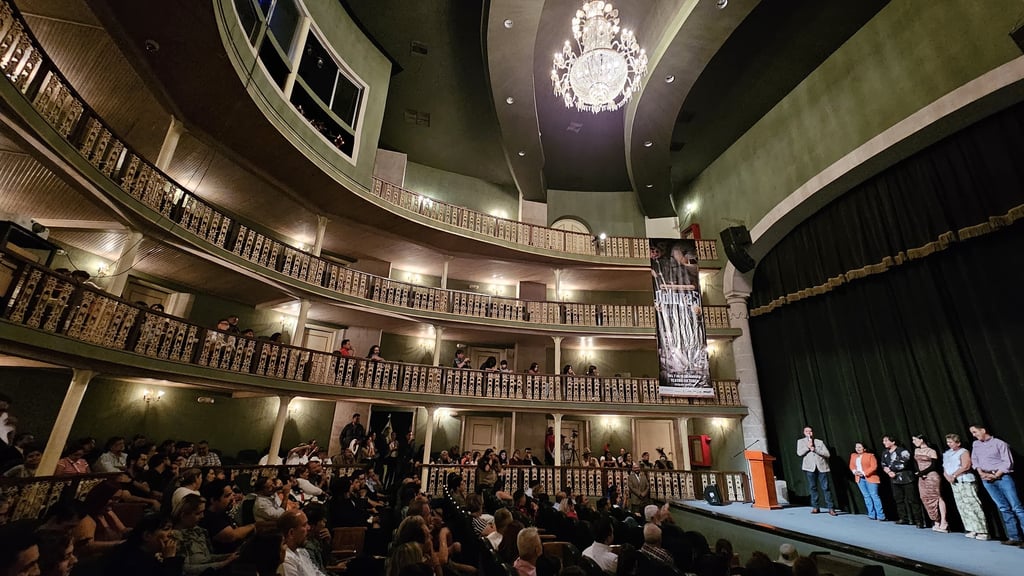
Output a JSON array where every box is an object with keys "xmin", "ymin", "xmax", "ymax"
[
  {"xmin": 720, "ymin": 226, "xmax": 756, "ymax": 273},
  {"xmin": 703, "ymin": 484, "xmax": 724, "ymax": 506}
]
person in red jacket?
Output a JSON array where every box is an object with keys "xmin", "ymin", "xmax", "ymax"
[{"xmin": 849, "ymin": 441, "xmax": 885, "ymax": 520}]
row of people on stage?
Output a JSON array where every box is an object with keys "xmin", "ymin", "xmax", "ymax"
[{"xmin": 800, "ymin": 424, "xmax": 1024, "ymax": 546}]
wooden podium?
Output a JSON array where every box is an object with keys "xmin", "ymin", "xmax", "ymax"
[{"xmin": 745, "ymin": 450, "xmax": 782, "ymax": 509}]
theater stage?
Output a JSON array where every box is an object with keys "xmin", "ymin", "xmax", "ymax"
[{"xmin": 671, "ymin": 501, "xmax": 1015, "ymax": 576}]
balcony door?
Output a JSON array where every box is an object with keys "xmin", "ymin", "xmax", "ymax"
[
  {"xmin": 462, "ymin": 416, "xmax": 504, "ymax": 455},
  {"xmin": 634, "ymin": 419, "xmax": 677, "ymax": 467}
]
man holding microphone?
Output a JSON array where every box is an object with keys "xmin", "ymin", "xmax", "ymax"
[{"xmin": 797, "ymin": 426, "xmax": 837, "ymax": 516}]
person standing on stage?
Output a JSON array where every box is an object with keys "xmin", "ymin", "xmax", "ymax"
[
  {"xmin": 912, "ymin": 434, "xmax": 949, "ymax": 532},
  {"xmin": 848, "ymin": 442, "xmax": 885, "ymax": 520},
  {"xmin": 796, "ymin": 426, "xmax": 836, "ymax": 515},
  {"xmin": 970, "ymin": 424, "xmax": 1024, "ymax": 545},
  {"xmin": 881, "ymin": 435, "xmax": 925, "ymax": 528},
  {"xmin": 943, "ymin": 433, "xmax": 989, "ymax": 540}
]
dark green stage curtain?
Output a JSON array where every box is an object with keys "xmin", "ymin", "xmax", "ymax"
[
  {"xmin": 751, "ymin": 100, "xmax": 1024, "ymax": 309},
  {"xmin": 751, "ymin": 222, "xmax": 1024, "ymax": 521}
]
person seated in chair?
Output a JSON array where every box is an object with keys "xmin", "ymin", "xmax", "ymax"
[{"xmin": 582, "ymin": 519, "xmax": 617, "ymax": 575}]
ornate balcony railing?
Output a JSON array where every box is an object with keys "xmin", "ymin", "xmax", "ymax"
[
  {"xmin": 371, "ymin": 179, "xmax": 720, "ymax": 262},
  {"xmin": 0, "ymin": 1, "xmax": 733, "ymax": 334},
  {"xmin": 0, "ymin": 464, "xmax": 748, "ymax": 525},
  {"xmin": 0, "ymin": 252, "xmax": 743, "ymax": 408},
  {"xmin": 422, "ymin": 464, "xmax": 749, "ymax": 503}
]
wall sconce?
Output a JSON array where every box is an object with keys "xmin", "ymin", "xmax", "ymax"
[
  {"xmin": 96, "ymin": 263, "xmax": 110, "ymax": 277},
  {"xmin": 489, "ymin": 284, "xmax": 502, "ymax": 296},
  {"xmin": 288, "ymin": 401, "xmax": 302, "ymax": 417},
  {"xmin": 559, "ymin": 290, "xmax": 573, "ymax": 301},
  {"xmin": 707, "ymin": 342, "xmax": 718, "ymax": 357},
  {"xmin": 143, "ymin": 389, "xmax": 164, "ymax": 404}
]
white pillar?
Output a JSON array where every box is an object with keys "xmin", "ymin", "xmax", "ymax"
[
  {"xmin": 420, "ymin": 406, "xmax": 438, "ymax": 488},
  {"xmin": 268, "ymin": 395, "xmax": 294, "ymax": 465},
  {"xmin": 552, "ymin": 336, "xmax": 563, "ymax": 374},
  {"xmin": 282, "ymin": 16, "xmax": 312, "ymax": 98},
  {"xmin": 727, "ymin": 293, "xmax": 767, "ymax": 451},
  {"xmin": 553, "ymin": 413, "xmax": 563, "ymax": 466},
  {"xmin": 432, "ymin": 325, "xmax": 445, "ymax": 366},
  {"xmin": 553, "ymin": 268, "xmax": 562, "ymax": 299},
  {"xmin": 106, "ymin": 230, "xmax": 144, "ymax": 297},
  {"xmin": 312, "ymin": 216, "xmax": 329, "ymax": 257},
  {"xmin": 440, "ymin": 256, "xmax": 453, "ymax": 289},
  {"xmin": 294, "ymin": 299, "xmax": 311, "ymax": 347},
  {"xmin": 677, "ymin": 417, "xmax": 692, "ymax": 471},
  {"xmin": 510, "ymin": 411, "xmax": 517, "ymax": 455},
  {"xmin": 38, "ymin": 369, "xmax": 95, "ymax": 476},
  {"xmin": 155, "ymin": 116, "xmax": 185, "ymax": 171}
]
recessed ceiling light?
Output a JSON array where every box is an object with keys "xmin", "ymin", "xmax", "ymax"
[
  {"xmin": 645, "ymin": 184, "xmax": 654, "ymax": 189},
  {"xmin": 503, "ymin": 19, "xmax": 514, "ymax": 29},
  {"xmin": 716, "ymin": 0, "xmax": 728, "ymax": 9},
  {"xmin": 506, "ymin": 96, "xmax": 515, "ymax": 105},
  {"xmin": 665, "ymin": 75, "xmax": 675, "ymax": 84},
  {"xmin": 517, "ymin": 150, "xmax": 526, "ymax": 157},
  {"xmin": 643, "ymin": 140, "xmax": 653, "ymax": 148}
]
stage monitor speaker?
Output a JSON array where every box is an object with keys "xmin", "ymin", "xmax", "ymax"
[
  {"xmin": 720, "ymin": 226, "xmax": 756, "ymax": 273},
  {"xmin": 703, "ymin": 484, "xmax": 724, "ymax": 506}
]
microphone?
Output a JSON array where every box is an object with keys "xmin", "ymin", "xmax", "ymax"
[{"xmin": 733, "ymin": 439, "xmax": 760, "ymax": 459}]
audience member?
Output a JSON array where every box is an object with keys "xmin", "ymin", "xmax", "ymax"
[
  {"xmin": 94, "ymin": 436, "xmax": 128, "ymax": 473},
  {"xmin": 0, "ymin": 522, "xmax": 40, "ymax": 576},
  {"xmin": 36, "ymin": 528, "xmax": 77, "ymax": 576},
  {"xmin": 777, "ymin": 543, "xmax": 797, "ymax": 567},
  {"xmin": 105, "ymin": 514, "xmax": 183, "ymax": 576},
  {"xmin": 514, "ymin": 527, "xmax": 542, "ymax": 576},
  {"xmin": 791, "ymin": 556, "xmax": 819, "ymax": 576},
  {"xmin": 279, "ymin": 509, "xmax": 327, "ymax": 576},
  {"xmin": 186, "ymin": 440, "xmax": 222, "ymax": 468},
  {"xmin": 3, "ymin": 442, "xmax": 42, "ymax": 478},
  {"xmin": 201, "ymin": 479, "xmax": 255, "ymax": 554},
  {"xmin": 582, "ymin": 519, "xmax": 617, "ymax": 574},
  {"xmin": 171, "ymin": 493, "xmax": 237, "ymax": 573}
]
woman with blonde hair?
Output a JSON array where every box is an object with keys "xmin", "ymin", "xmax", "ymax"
[{"xmin": 944, "ymin": 433, "xmax": 989, "ymax": 539}]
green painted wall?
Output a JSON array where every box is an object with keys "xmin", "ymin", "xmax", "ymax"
[
  {"xmin": 585, "ymin": 415, "xmax": 634, "ymax": 460},
  {"xmin": 691, "ymin": 416, "xmax": 745, "ymax": 472},
  {"xmin": 405, "ymin": 162, "xmax": 519, "ymax": 218},
  {"xmin": 546, "ymin": 289, "xmax": 652, "ymax": 306},
  {"xmin": 1, "ymin": 368, "xmax": 334, "ymax": 459},
  {"xmin": 547, "ymin": 347, "xmax": 659, "ymax": 378},
  {"xmin": 676, "ymin": 1, "xmax": 1024, "ymax": 237},
  {"xmin": 547, "ymin": 190, "xmax": 647, "ymax": 237},
  {"xmin": 187, "ymin": 292, "xmax": 287, "ymax": 342}
]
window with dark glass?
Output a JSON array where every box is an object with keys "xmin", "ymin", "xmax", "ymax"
[{"xmin": 267, "ymin": 0, "xmax": 300, "ymax": 54}]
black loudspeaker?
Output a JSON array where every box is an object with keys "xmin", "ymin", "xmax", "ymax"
[
  {"xmin": 720, "ymin": 226, "xmax": 756, "ymax": 273},
  {"xmin": 703, "ymin": 484, "xmax": 724, "ymax": 506}
]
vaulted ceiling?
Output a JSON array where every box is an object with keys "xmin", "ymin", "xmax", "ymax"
[{"xmin": 345, "ymin": 0, "xmax": 888, "ymax": 211}]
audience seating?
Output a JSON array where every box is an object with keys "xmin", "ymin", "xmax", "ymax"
[
  {"xmin": 331, "ymin": 526, "xmax": 367, "ymax": 559},
  {"xmin": 577, "ymin": 555, "xmax": 606, "ymax": 576}
]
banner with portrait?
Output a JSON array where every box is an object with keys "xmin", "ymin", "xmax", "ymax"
[{"xmin": 649, "ymin": 238, "xmax": 713, "ymax": 397}]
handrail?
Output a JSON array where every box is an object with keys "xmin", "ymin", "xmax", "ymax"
[
  {"xmin": 0, "ymin": 464, "xmax": 748, "ymax": 525},
  {"xmin": 0, "ymin": 0, "xmax": 733, "ymax": 335},
  {"xmin": 0, "ymin": 252, "xmax": 744, "ymax": 407},
  {"xmin": 421, "ymin": 464, "xmax": 749, "ymax": 503},
  {"xmin": 371, "ymin": 178, "xmax": 720, "ymax": 262}
]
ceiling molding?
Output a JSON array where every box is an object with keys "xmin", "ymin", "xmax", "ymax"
[
  {"xmin": 626, "ymin": 0, "xmax": 757, "ymax": 217},
  {"xmin": 485, "ymin": 0, "xmax": 547, "ymax": 201}
]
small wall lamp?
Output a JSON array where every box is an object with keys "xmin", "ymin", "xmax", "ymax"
[{"xmin": 143, "ymin": 389, "xmax": 164, "ymax": 404}]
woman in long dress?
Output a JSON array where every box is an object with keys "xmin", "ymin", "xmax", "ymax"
[
  {"xmin": 912, "ymin": 434, "xmax": 949, "ymax": 532},
  {"xmin": 943, "ymin": 433, "xmax": 989, "ymax": 539}
]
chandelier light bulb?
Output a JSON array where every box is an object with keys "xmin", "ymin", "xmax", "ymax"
[{"xmin": 551, "ymin": 1, "xmax": 648, "ymax": 113}]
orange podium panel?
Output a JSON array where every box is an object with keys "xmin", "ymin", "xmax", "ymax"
[{"xmin": 745, "ymin": 450, "xmax": 782, "ymax": 510}]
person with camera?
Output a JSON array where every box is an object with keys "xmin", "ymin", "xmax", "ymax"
[{"xmin": 881, "ymin": 435, "xmax": 925, "ymax": 527}]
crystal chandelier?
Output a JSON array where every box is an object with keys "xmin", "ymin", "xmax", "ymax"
[{"xmin": 551, "ymin": 1, "xmax": 648, "ymax": 114}]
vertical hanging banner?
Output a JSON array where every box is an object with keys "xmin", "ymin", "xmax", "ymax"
[{"xmin": 649, "ymin": 239, "xmax": 713, "ymax": 397}]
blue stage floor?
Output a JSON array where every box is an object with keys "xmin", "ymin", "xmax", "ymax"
[{"xmin": 675, "ymin": 501, "xmax": 1019, "ymax": 576}]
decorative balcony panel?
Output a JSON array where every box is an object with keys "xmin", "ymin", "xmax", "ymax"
[
  {"xmin": 0, "ymin": 253, "xmax": 743, "ymax": 410},
  {"xmin": 421, "ymin": 465, "xmax": 749, "ymax": 503},
  {"xmin": 371, "ymin": 178, "xmax": 720, "ymax": 263}
]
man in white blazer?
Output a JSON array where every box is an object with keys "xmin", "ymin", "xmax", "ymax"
[{"xmin": 797, "ymin": 426, "xmax": 836, "ymax": 515}]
